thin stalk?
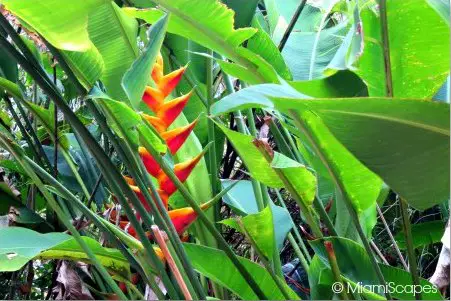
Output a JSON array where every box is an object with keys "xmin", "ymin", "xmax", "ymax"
[
  {"xmin": 139, "ymin": 130, "xmax": 269, "ymax": 300},
  {"xmin": 370, "ymin": 240, "xmax": 389, "ymax": 265},
  {"xmin": 14, "ymin": 98, "xmax": 53, "ymax": 170},
  {"xmin": 152, "ymin": 226, "xmax": 192, "ymax": 300},
  {"xmin": 313, "ymin": 197, "xmax": 338, "ymax": 236},
  {"xmin": 376, "ymin": 204, "xmax": 408, "ymax": 270},
  {"xmin": 245, "ymin": 108, "xmax": 258, "ymax": 136},
  {"xmin": 236, "ymin": 218, "xmax": 292, "ymax": 300},
  {"xmin": 379, "ymin": 0, "xmax": 394, "ymax": 97},
  {"xmin": 222, "ymin": 67, "xmax": 248, "ymax": 134},
  {"xmin": 400, "ymin": 198, "xmax": 422, "ymax": 300},
  {"xmin": 0, "ymin": 136, "xmax": 127, "ymax": 299},
  {"xmin": 287, "ymin": 233, "xmax": 309, "ymax": 273},
  {"xmin": 275, "ymin": 190, "xmax": 312, "ymax": 262},
  {"xmin": 3, "ymin": 96, "xmax": 44, "ymax": 167},
  {"xmin": 260, "ymin": 185, "xmax": 283, "ymax": 276},
  {"xmin": 268, "ymin": 118, "xmax": 296, "ymax": 160},
  {"xmin": 52, "ymin": 63, "xmax": 58, "ymax": 179},
  {"xmin": 206, "ymin": 48, "xmax": 221, "ymax": 231},
  {"xmin": 324, "ymin": 241, "xmax": 350, "ymax": 300},
  {"xmin": 278, "ymin": 0, "xmax": 308, "ymax": 51}
]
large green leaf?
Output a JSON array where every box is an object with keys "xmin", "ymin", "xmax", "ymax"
[
  {"xmin": 308, "ymin": 256, "xmax": 334, "ymax": 300},
  {"xmin": 221, "ymin": 180, "xmax": 294, "ymax": 250},
  {"xmin": 218, "ymin": 124, "xmax": 283, "ymax": 187},
  {"xmin": 287, "ymin": 110, "xmax": 382, "ymax": 213},
  {"xmin": 271, "ymin": 152, "xmax": 317, "ymax": 207},
  {"xmin": 122, "ymin": 14, "xmax": 168, "ymax": 108},
  {"xmin": 310, "ymin": 236, "xmax": 443, "ymax": 300},
  {"xmin": 221, "ymin": 206, "xmax": 275, "ymax": 258},
  {"xmin": 282, "ymin": 22, "xmax": 348, "ymax": 80},
  {"xmin": 395, "ymin": 220, "xmax": 446, "ymax": 249},
  {"xmin": 427, "ymin": 0, "xmax": 450, "ymax": 25},
  {"xmin": 290, "ymin": 70, "xmax": 368, "ymax": 98},
  {"xmin": 222, "ymin": 0, "xmax": 259, "ymax": 29},
  {"xmin": 0, "ymin": 227, "xmax": 70, "ymax": 271},
  {"xmin": 355, "ymin": 0, "xmax": 450, "ymax": 98},
  {"xmin": 183, "ymin": 243, "xmax": 298, "ymax": 300},
  {"xmin": 247, "ymin": 18, "xmax": 292, "ymax": 81},
  {"xmin": 0, "ymin": 227, "xmax": 131, "ymax": 278},
  {"xmin": 274, "ymin": 97, "xmax": 450, "ymax": 210},
  {"xmin": 1, "ymin": 0, "xmax": 104, "ymax": 51},
  {"xmin": 61, "ymin": 47, "xmax": 104, "ymax": 91},
  {"xmin": 264, "ymin": 0, "xmax": 324, "ymax": 41},
  {"xmin": 89, "ymin": 2, "xmax": 139, "ymax": 100}
]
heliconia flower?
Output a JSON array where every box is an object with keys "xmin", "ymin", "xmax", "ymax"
[
  {"xmin": 108, "ymin": 52, "xmax": 207, "ymax": 246},
  {"xmin": 157, "ymin": 151, "xmax": 204, "ymax": 196}
]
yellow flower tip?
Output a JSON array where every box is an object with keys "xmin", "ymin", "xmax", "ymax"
[
  {"xmin": 142, "ymin": 113, "xmax": 167, "ymax": 133},
  {"xmin": 123, "ymin": 175, "xmax": 136, "ymax": 186},
  {"xmin": 158, "ymin": 67, "xmax": 186, "ymax": 98}
]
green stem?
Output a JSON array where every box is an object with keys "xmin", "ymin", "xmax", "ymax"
[
  {"xmin": 400, "ymin": 198, "xmax": 422, "ymax": 300},
  {"xmin": 287, "ymin": 233, "xmax": 309, "ymax": 273},
  {"xmin": 324, "ymin": 241, "xmax": 350, "ymax": 300},
  {"xmin": 379, "ymin": 0, "xmax": 394, "ymax": 97},
  {"xmin": 376, "ymin": 204, "xmax": 408, "ymax": 270},
  {"xmin": 278, "ymin": 0, "xmax": 308, "ymax": 51},
  {"xmin": 206, "ymin": 49, "xmax": 221, "ymax": 239},
  {"xmin": 313, "ymin": 197, "xmax": 338, "ymax": 236},
  {"xmin": 275, "ymin": 190, "xmax": 312, "ymax": 262},
  {"xmin": 2, "ymin": 95, "xmax": 45, "ymax": 168}
]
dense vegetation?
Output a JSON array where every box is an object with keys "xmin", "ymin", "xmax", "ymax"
[{"xmin": 0, "ymin": 0, "xmax": 449, "ymax": 300}]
